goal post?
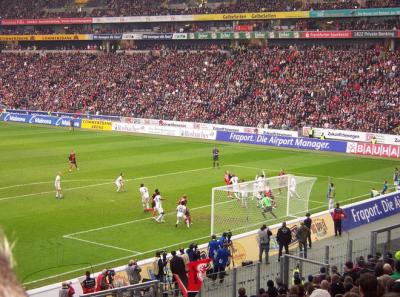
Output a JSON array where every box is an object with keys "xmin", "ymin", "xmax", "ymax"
[{"xmin": 210, "ymin": 174, "xmax": 317, "ymax": 235}]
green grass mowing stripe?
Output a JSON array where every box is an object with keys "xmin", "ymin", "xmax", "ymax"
[{"xmin": 0, "ymin": 122, "xmax": 398, "ymax": 288}]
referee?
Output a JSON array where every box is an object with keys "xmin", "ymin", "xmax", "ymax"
[{"xmin": 212, "ymin": 146, "xmax": 220, "ymax": 169}]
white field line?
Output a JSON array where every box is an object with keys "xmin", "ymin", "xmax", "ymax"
[
  {"xmin": 24, "ymin": 234, "xmax": 211, "ymax": 286},
  {"xmin": 0, "ymin": 179, "xmax": 113, "ymax": 191},
  {"xmin": 25, "ymin": 189, "xmax": 384, "ymax": 286},
  {"xmin": 63, "ymin": 236, "xmax": 141, "ymax": 254},
  {"xmin": 0, "ymin": 166, "xmax": 213, "ymax": 202},
  {"xmin": 227, "ymin": 164, "xmax": 384, "ymax": 185},
  {"xmin": 64, "ymin": 200, "xmax": 234, "ymax": 237}
]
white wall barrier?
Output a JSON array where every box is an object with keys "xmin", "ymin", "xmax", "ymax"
[{"xmin": 303, "ymin": 126, "xmax": 400, "ymax": 146}]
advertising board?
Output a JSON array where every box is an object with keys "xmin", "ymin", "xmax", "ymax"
[
  {"xmin": 216, "ymin": 131, "xmax": 347, "ymax": 153},
  {"xmin": 342, "ymin": 192, "xmax": 400, "ymax": 231},
  {"xmin": 303, "ymin": 127, "xmax": 400, "ymax": 146},
  {"xmin": 346, "ymin": 142, "xmax": 400, "ymax": 159},
  {"xmin": 81, "ymin": 119, "xmax": 112, "ymax": 131}
]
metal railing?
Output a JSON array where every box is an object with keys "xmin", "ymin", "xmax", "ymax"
[
  {"xmin": 370, "ymin": 223, "xmax": 400, "ymax": 256},
  {"xmin": 79, "ymin": 280, "xmax": 160, "ymax": 297},
  {"xmin": 280, "ymin": 254, "xmax": 329, "ymax": 287}
]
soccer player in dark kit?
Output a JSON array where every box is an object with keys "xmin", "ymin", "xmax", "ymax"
[{"xmin": 212, "ymin": 145, "xmax": 220, "ymax": 168}]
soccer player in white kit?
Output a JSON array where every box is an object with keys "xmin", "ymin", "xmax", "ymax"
[
  {"xmin": 139, "ymin": 183, "xmax": 149, "ymax": 210},
  {"xmin": 153, "ymin": 190, "xmax": 166, "ymax": 223},
  {"xmin": 254, "ymin": 171, "xmax": 266, "ymax": 207},
  {"xmin": 176, "ymin": 201, "xmax": 189, "ymax": 228},
  {"xmin": 55, "ymin": 172, "xmax": 62, "ymax": 199},
  {"xmin": 115, "ymin": 173, "xmax": 125, "ymax": 192},
  {"xmin": 230, "ymin": 174, "xmax": 240, "ymax": 200},
  {"xmin": 288, "ymin": 176, "xmax": 301, "ymax": 199},
  {"xmin": 240, "ymin": 179, "xmax": 248, "ymax": 208}
]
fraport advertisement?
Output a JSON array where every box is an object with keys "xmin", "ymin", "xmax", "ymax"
[{"xmin": 216, "ymin": 131, "xmax": 348, "ymax": 153}]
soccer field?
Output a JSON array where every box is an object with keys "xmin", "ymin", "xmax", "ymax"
[{"xmin": 0, "ymin": 122, "xmax": 397, "ymax": 289}]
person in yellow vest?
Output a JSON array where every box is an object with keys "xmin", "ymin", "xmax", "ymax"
[
  {"xmin": 308, "ymin": 127, "xmax": 314, "ymax": 138},
  {"xmin": 371, "ymin": 136, "xmax": 377, "ymax": 144},
  {"xmin": 320, "ymin": 133, "xmax": 326, "ymax": 140}
]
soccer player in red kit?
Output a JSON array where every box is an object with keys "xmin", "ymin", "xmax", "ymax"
[
  {"xmin": 69, "ymin": 150, "xmax": 78, "ymax": 171},
  {"xmin": 224, "ymin": 171, "xmax": 232, "ymax": 198},
  {"xmin": 177, "ymin": 195, "xmax": 192, "ymax": 225}
]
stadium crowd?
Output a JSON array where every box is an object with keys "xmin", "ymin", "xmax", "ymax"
[
  {"xmin": 1, "ymin": 17, "xmax": 399, "ymax": 35},
  {"xmin": 0, "ymin": 0, "xmax": 399, "ymax": 19},
  {"xmin": 0, "ymin": 45, "xmax": 398, "ymax": 133}
]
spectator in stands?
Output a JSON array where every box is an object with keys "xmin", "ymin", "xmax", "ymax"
[
  {"xmin": 153, "ymin": 251, "xmax": 167, "ymax": 283},
  {"xmin": 170, "ymin": 250, "xmax": 188, "ymax": 296},
  {"xmin": 179, "ymin": 248, "xmax": 189, "ymax": 267},
  {"xmin": 359, "ymin": 273, "xmax": 379, "ymax": 297},
  {"xmin": 344, "ymin": 276, "xmax": 354, "ymax": 292},
  {"xmin": 296, "ymin": 222, "xmax": 310, "ymax": 258},
  {"xmin": 126, "ymin": 259, "xmax": 141, "ymax": 285},
  {"xmin": 310, "ymin": 288, "xmax": 331, "ymax": 297},
  {"xmin": 304, "ymin": 213, "xmax": 312, "ymax": 248},
  {"xmin": 95, "ymin": 269, "xmax": 110, "ymax": 291},
  {"xmin": 59, "ymin": 281, "xmax": 75, "ymax": 297},
  {"xmin": 343, "ymin": 261, "xmax": 360, "ymax": 283},
  {"xmin": 331, "ymin": 265, "xmax": 341, "ymax": 277},
  {"xmin": 320, "ymin": 280, "xmax": 330, "ymax": 291},
  {"xmin": 238, "ymin": 287, "xmax": 248, "ymax": 297},
  {"xmin": 277, "ymin": 222, "xmax": 292, "ymax": 262},
  {"xmin": 384, "ymin": 263, "xmax": 394, "ymax": 276},
  {"xmin": 391, "ymin": 261, "xmax": 400, "ymax": 280},
  {"xmin": 378, "ymin": 274, "xmax": 394, "ymax": 294},
  {"xmin": 257, "ymin": 224, "xmax": 272, "ymax": 264},
  {"xmin": 267, "ymin": 280, "xmax": 279, "ymax": 297},
  {"xmin": 0, "ymin": 233, "xmax": 28, "ymax": 297},
  {"xmin": 81, "ymin": 271, "xmax": 96, "ymax": 294},
  {"xmin": 330, "ymin": 273, "xmax": 345, "ymax": 296}
]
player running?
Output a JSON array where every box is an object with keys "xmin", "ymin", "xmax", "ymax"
[
  {"xmin": 212, "ymin": 146, "xmax": 220, "ymax": 169},
  {"xmin": 55, "ymin": 172, "xmax": 63, "ymax": 199},
  {"xmin": 139, "ymin": 183, "xmax": 150, "ymax": 211},
  {"xmin": 176, "ymin": 201, "xmax": 189, "ymax": 228},
  {"xmin": 115, "ymin": 173, "xmax": 125, "ymax": 192},
  {"xmin": 68, "ymin": 150, "xmax": 78, "ymax": 171},
  {"xmin": 153, "ymin": 189, "xmax": 166, "ymax": 223}
]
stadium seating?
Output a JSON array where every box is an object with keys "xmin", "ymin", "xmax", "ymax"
[
  {"xmin": 0, "ymin": 45, "xmax": 398, "ymax": 134},
  {"xmin": 0, "ymin": 0, "xmax": 399, "ymax": 19}
]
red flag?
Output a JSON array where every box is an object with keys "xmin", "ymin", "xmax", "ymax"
[{"xmin": 187, "ymin": 258, "xmax": 211, "ymax": 295}]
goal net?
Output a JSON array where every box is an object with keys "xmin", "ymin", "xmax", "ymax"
[{"xmin": 211, "ymin": 174, "xmax": 317, "ymax": 235}]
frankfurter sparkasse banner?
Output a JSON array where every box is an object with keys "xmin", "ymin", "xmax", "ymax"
[
  {"xmin": 216, "ymin": 131, "xmax": 348, "ymax": 152},
  {"xmin": 342, "ymin": 192, "xmax": 400, "ymax": 231}
]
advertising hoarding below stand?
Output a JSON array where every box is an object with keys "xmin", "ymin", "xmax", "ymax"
[
  {"xmin": 346, "ymin": 142, "xmax": 400, "ymax": 159},
  {"xmin": 216, "ymin": 131, "xmax": 347, "ymax": 153},
  {"xmin": 342, "ymin": 192, "xmax": 400, "ymax": 231}
]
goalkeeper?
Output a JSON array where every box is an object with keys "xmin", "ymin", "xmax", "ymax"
[{"xmin": 261, "ymin": 194, "xmax": 277, "ymax": 219}]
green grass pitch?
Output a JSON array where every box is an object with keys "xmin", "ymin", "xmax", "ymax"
[{"xmin": 0, "ymin": 121, "xmax": 397, "ymax": 289}]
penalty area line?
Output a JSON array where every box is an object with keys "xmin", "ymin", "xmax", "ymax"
[
  {"xmin": 63, "ymin": 235, "xmax": 141, "ymax": 254},
  {"xmin": 0, "ymin": 166, "xmax": 213, "ymax": 202},
  {"xmin": 25, "ymin": 234, "xmax": 211, "ymax": 286},
  {"xmin": 226, "ymin": 164, "xmax": 384, "ymax": 185}
]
